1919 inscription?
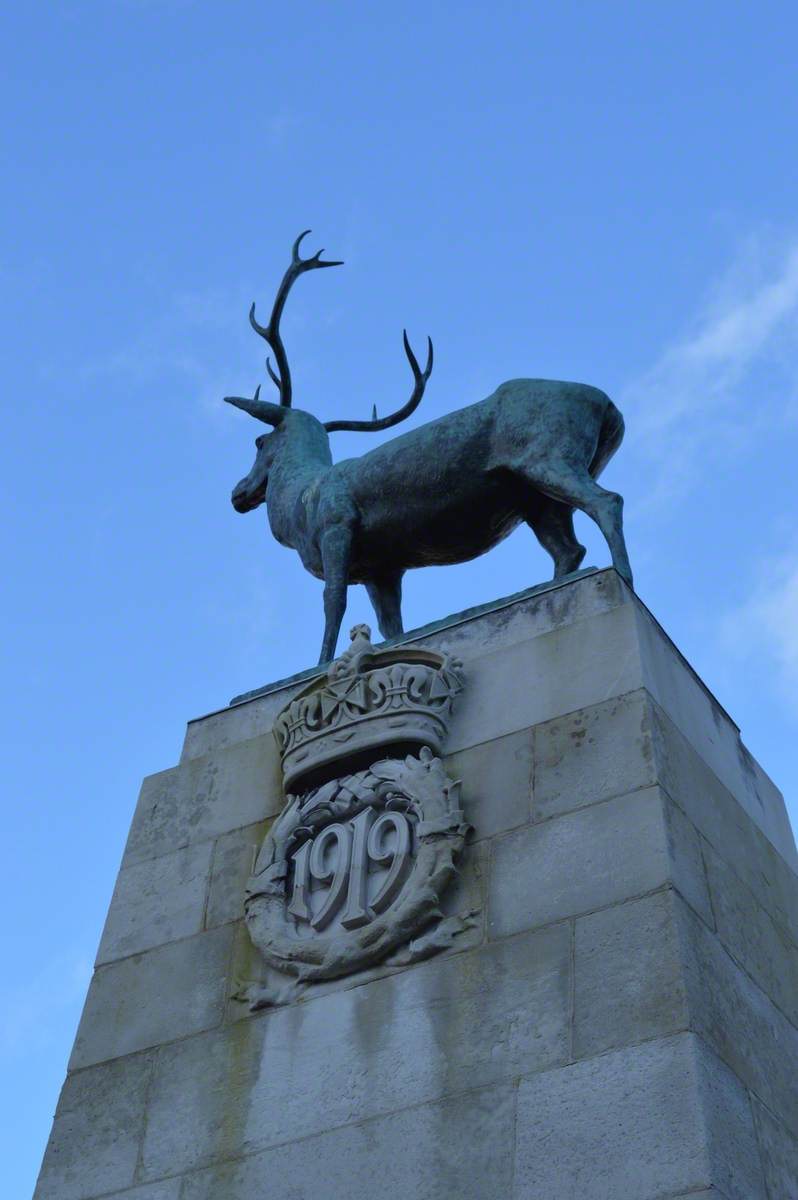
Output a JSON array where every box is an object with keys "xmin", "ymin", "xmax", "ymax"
[{"xmin": 287, "ymin": 808, "xmax": 414, "ymax": 932}]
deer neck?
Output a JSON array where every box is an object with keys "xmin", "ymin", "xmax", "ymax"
[{"xmin": 265, "ymin": 436, "xmax": 331, "ymax": 550}]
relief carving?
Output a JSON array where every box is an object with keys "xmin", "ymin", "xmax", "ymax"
[{"xmin": 239, "ymin": 625, "xmax": 475, "ymax": 1007}]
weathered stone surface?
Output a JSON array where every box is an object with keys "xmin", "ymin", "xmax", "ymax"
[
  {"xmin": 697, "ymin": 1038, "xmax": 768, "ymax": 1200},
  {"xmin": 668, "ymin": 1193, "xmax": 728, "ymax": 1200},
  {"xmin": 34, "ymin": 1053, "xmax": 152, "ymax": 1200},
  {"xmin": 178, "ymin": 572, "xmax": 795, "ymax": 873},
  {"xmin": 439, "ymin": 833, "xmax": 488, "ymax": 940},
  {"xmin": 228, "ymin": 835, "xmax": 488, "ymax": 1014},
  {"xmin": 180, "ymin": 1082, "xmax": 516, "ymax": 1200},
  {"xmin": 663, "ymin": 795, "xmax": 713, "ymax": 925},
  {"xmin": 532, "ymin": 689, "xmax": 655, "ymax": 822},
  {"xmin": 514, "ymin": 1033, "xmax": 764, "ymax": 1200},
  {"xmin": 667, "ymin": 1193, "xmax": 727, "ymax": 1199},
  {"xmin": 124, "ymin": 734, "xmax": 281, "ymax": 866},
  {"xmin": 35, "ymin": 574, "xmax": 798, "ymax": 1200},
  {"xmin": 141, "ymin": 924, "xmax": 569, "ymax": 1179},
  {"xmin": 652, "ymin": 699, "xmax": 798, "ymax": 940},
  {"xmin": 410, "ymin": 567, "xmax": 628, "ymax": 664},
  {"xmin": 488, "ymin": 786, "xmax": 670, "ymax": 939},
  {"xmin": 71, "ymin": 924, "xmax": 234, "ymax": 1069},
  {"xmin": 679, "ymin": 897, "xmax": 798, "ymax": 1139},
  {"xmin": 183, "ymin": 681, "xmax": 305, "ymax": 764},
  {"xmin": 702, "ymin": 839, "xmax": 798, "ymax": 1027},
  {"xmin": 515, "ymin": 1035, "xmax": 706, "ymax": 1199},
  {"xmin": 574, "ymin": 889, "xmax": 689, "ymax": 1059},
  {"xmin": 187, "ymin": 579, "xmax": 635, "ymax": 769},
  {"xmin": 445, "ymin": 728, "xmax": 532, "ymax": 841},
  {"xmin": 86, "ymin": 1183, "xmax": 181, "ymax": 1200},
  {"xmin": 98, "ymin": 840, "xmax": 214, "ymax": 964},
  {"xmin": 205, "ymin": 821, "xmax": 269, "ymax": 929},
  {"xmin": 182, "ymin": 570, "xmax": 628, "ymax": 763},
  {"xmin": 752, "ymin": 1096, "xmax": 798, "ymax": 1200},
  {"xmin": 446, "ymin": 603, "xmax": 642, "ymax": 755},
  {"xmin": 638, "ymin": 618, "xmax": 797, "ymax": 869}
]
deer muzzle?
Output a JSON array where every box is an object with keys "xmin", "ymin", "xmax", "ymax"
[{"xmin": 231, "ymin": 475, "xmax": 266, "ymax": 513}]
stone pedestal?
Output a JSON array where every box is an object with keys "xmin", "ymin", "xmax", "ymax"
[{"xmin": 35, "ymin": 569, "xmax": 798, "ymax": 1199}]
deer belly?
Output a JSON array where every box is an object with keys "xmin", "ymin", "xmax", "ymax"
[{"xmin": 353, "ymin": 493, "xmax": 521, "ymax": 573}]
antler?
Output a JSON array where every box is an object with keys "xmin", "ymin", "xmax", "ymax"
[
  {"xmin": 249, "ymin": 230, "xmax": 343, "ymax": 408},
  {"xmin": 324, "ymin": 331, "xmax": 434, "ymax": 433},
  {"xmin": 224, "ymin": 384, "xmax": 287, "ymax": 426}
]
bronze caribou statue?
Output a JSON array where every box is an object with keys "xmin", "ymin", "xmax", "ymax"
[{"xmin": 226, "ymin": 233, "xmax": 632, "ymax": 664}]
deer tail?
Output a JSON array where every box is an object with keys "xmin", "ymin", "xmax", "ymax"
[{"xmin": 589, "ymin": 399, "xmax": 625, "ymax": 479}]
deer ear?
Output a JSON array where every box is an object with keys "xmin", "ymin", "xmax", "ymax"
[{"xmin": 224, "ymin": 393, "xmax": 286, "ymax": 426}]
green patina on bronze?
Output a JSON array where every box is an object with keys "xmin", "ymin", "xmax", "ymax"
[{"xmin": 225, "ymin": 233, "xmax": 632, "ymax": 665}]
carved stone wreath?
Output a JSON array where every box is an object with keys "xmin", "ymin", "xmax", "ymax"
[
  {"xmin": 245, "ymin": 747, "xmax": 469, "ymax": 983},
  {"xmin": 239, "ymin": 625, "xmax": 473, "ymax": 1008}
]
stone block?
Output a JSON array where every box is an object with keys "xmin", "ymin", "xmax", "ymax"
[
  {"xmin": 663, "ymin": 796, "xmax": 713, "ymax": 925},
  {"xmin": 531, "ymin": 689, "xmax": 655, "ymax": 822},
  {"xmin": 179, "ymin": 1082, "xmax": 516, "ymax": 1200},
  {"xmin": 697, "ymin": 1035, "xmax": 769, "ymax": 1200},
  {"xmin": 638, "ymin": 610, "xmax": 797, "ymax": 869},
  {"xmin": 70, "ymin": 924, "xmax": 234, "ymax": 1069},
  {"xmin": 514, "ymin": 1033, "xmax": 764, "ymax": 1200},
  {"xmin": 744, "ymin": 748, "xmax": 795, "ymax": 859},
  {"xmin": 667, "ymin": 1194, "xmax": 726, "ymax": 1200},
  {"xmin": 574, "ymin": 889, "xmax": 689, "ymax": 1059},
  {"xmin": 123, "ymin": 733, "xmax": 282, "ymax": 865},
  {"xmin": 89, "ymin": 1183, "xmax": 182, "ymax": 1200},
  {"xmin": 205, "ymin": 821, "xmax": 269, "ymax": 929},
  {"xmin": 752, "ymin": 1097, "xmax": 798, "ymax": 1200},
  {"xmin": 703, "ymin": 841, "xmax": 798, "ymax": 1027},
  {"xmin": 34, "ymin": 1052, "xmax": 152, "ymax": 1200},
  {"xmin": 410, "ymin": 567, "xmax": 627, "ymax": 663},
  {"xmin": 141, "ymin": 924, "xmax": 569, "ymax": 1179},
  {"xmin": 679, "ymin": 897, "xmax": 798, "ymax": 1140},
  {"xmin": 445, "ymin": 728, "xmax": 532, "ymax": 841},
  {"xmin": 488, "ymin": 786, "xmax": 670, "ymax": 939},
  {"xmin": 668, "ymin": 1194, "xmax": 726, "ymax": 1200},
  {"xmin": 446, "ymin": 603, "xmax": 643, "ymax": 755},
  {"xmin": 97, "ymin": 840, "xmax": 214, "ymax": 965},
  {"xmin": 182, "ymin": 682, "xmax": 297, "ymax": 764},
  {"xmin": 180, "ymin": 570, "xmax": 629, "ymax": 764},
  {"xmin": 652, "ymin": 700, "xmax": 798, "ymax": 941}
]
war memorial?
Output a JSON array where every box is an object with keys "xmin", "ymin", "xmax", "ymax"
[{"xmin": 35, "ymin": 236, "xmax": 798, "ymax": 1198}]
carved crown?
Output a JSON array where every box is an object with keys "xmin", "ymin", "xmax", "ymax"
[{"xmin": 274, "ymin": 624, "xmax": 464, "ymax": 790}]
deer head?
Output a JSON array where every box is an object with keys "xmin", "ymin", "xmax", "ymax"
[{"xmin": 225, "ymin": 232, "xmax": 433, "ymax": 512}]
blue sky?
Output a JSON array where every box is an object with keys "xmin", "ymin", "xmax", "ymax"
[{"xmin": 3, "ymin": 1, "xmax": 798, "ymax": 1192}]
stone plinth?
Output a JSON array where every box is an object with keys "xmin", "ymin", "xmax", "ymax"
[{"xmin": 35, "ymin": 569, "xmax": 798, "ymax": 1199}]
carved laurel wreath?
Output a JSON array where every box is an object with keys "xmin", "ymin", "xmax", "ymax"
[{"xmin": 244, "ymin": 747, "xmax": 469, "ymax": 984}]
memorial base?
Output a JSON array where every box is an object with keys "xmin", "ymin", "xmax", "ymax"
[{"xmin": 35, "ymin": 569, "xmax": 798, "ymax": 1199}]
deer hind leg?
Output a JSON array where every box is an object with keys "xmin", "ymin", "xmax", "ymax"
[
  {"xmin": 516, "ymin": 462, "xmax": 633, "ymax": 587},
  {"xmin": 365, "ymin": 571, "xmax": 404, "ymax": 641},
  {"xmin": 523, "ymin": 496, "xmax": 586, "ymax": 579}
]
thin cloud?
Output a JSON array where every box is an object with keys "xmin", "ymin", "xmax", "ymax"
[
  {"xmin": 721, "ymin": 550, "xmax": 798, "ymax": 709},
  {"xmin": 621, "ymin": 234, "xmax": 798, "ymax": 508},
  {"xmin": 47, "ymin": 283, "xmax": 256, "ymax": 420},
  {"xmin": 61, "ymin": 276, "xmax": 334, "ymax": 420}
]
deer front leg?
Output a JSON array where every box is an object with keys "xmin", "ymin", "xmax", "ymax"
[{"xmin": 319, "ymin": 524, "xmax": 352, "ymax": 664}]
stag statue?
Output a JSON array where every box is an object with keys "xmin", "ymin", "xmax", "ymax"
[{"xmin": 225, "ymin": 232, "xmax": 632, "ymax": 664}]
